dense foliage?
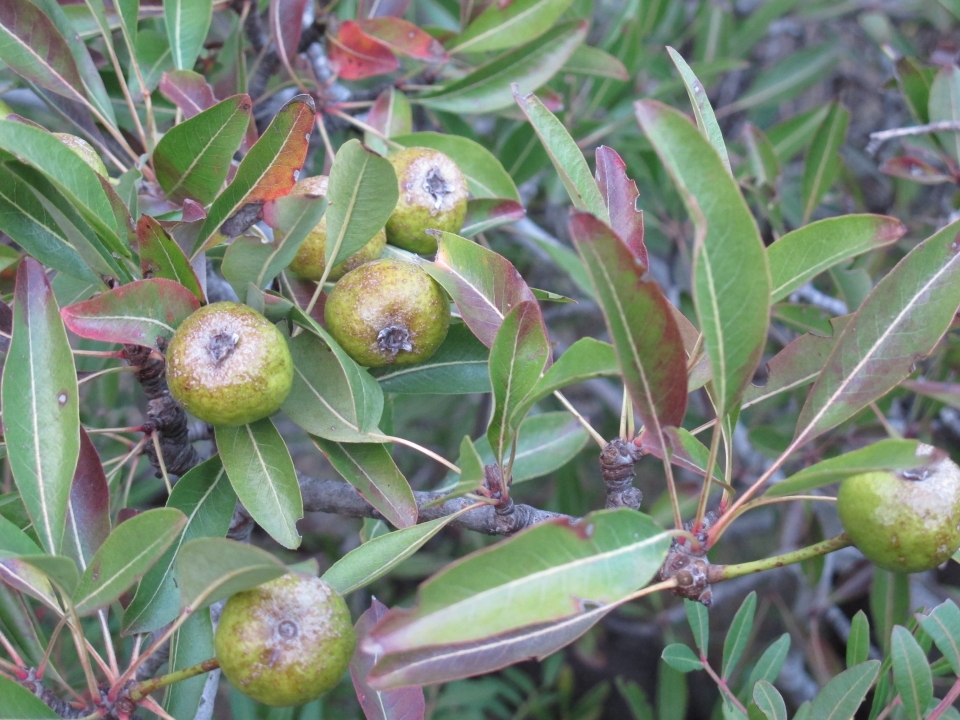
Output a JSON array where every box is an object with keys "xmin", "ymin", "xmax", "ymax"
[{"xmin": 6, "ymin": 1, "xmax": 960, "ymax": 719}]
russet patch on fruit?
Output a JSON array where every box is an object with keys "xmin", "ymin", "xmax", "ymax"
[
  {"xmin": 385, "ymin": 146, "xmax": 468, "ymax": 255},
  {"xmin": 324, "ymin": 258, "xmax": 449, "ymax": 367},
  {"xmin": 166, "ymin": 301, "xmax": 293, "ymax": 426},
  {"xmin": 215, "ymin": 574, "xmax": 356, "ymax": 707},
  {"xmin": 837, "ymin": 447, "xmax": 960, "ymax": 573}
]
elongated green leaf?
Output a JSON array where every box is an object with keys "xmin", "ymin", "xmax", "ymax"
[
  {"xmin": 718, "ymin": 45, "xmax": 837, "ymax": 116},
  {"xmin": 529, "ymin": 337, "xmax": 619, "ymax": 401},
  {"xmin": 18, "ymin": 554, "xmax": 78, "ymax": 594},
  {"xmin": 163, "ymin": 610, "xmax": 216, "ymax": 719},
  {"xmin": 871, "ymin": 569, "xmax": 909, "ymax": 655},
  {"xmin": 324, "ymin": 509, "xmax": 470, "ymax": 595},
  {"xmin": 752, "ymin": 681, "xmax": 786, "ymax": 720},
  {"xmin": 0, "ymin": 675, "xmax": 59, "ymax": 719},
  {"xmin": 570, "ymin": 213, "xmax": 687, "ymax": 450},
  {"xmin": 766, "ymin": 440, "xmax": 931, "ymax": 498},
  {"xmin": 428, "ymin": 435, "xmax": 485, "ymax": 504},
  {"xmin": 393, "ymin": 132, "xmax": 519, "ymax": 200},
  {"xmin": 154, "ymin": 95, "xmax": 252, "ymax": 204},
  {"xmin": 281, "ymin": 327, "xmax": 383, "ymax": 442},
  {"xmin": 123, "ymin": 456, "xmax": 237, "ymax": 634},
  {"xmin": 742, "ymin": 635, "xmax": 791, "ymax": 701},
  {"xmin": 667, "ymin": 47, "xmax": 730, "ymax": 173},
  {"xmin": 325, "ymin": 139, "xmax": 398, "ymax": 269},
  {"xmin": 3, "ymin": 259, "xmax": 80, "ymax": 554},
  {"xmin": 767, "ymin": 104, "xmax": 832, "ymax": 162},
  {"xmin": 918, "ymin": 601, "xmax": 960, "ymax": 676},
  {"xmin": 470, "ymin": 412, "xmax": 589, "ymax": 484},
  {"xmin": 847, "ymin": 610, "xmax": 870, "ymax": 668},
  {"xmin": 368, "ymin": 508, "xmax": 670, "ymax": 655},
  {"xmin": 165, "ymin": 0, "xmax": 212, "ymax": 70},
  {"xmin": 73, "ymin": 507, "xmax": 187, "ymax": 615},
  {"xmin": 312, "ymin": 439, "xmax": 417, "ymax": 529},
  {"xmin": 801, "ymin": 102, "xmax": 849, "ymax": 223},
  {"xmin": 0, "ymin": 120, "xmax": 126, "ymax": 257},
  {"xmin": 195, "ymin": 94, "xmax": 315, "ymax": 254},
  {"xmin": 371, "ymin": 323, "xmax": 490, "ymax": 395},
  {"xmin": 929, "ymin": 65, "xmax": 960, "ymax": 164},
  {"xmin": 768, "ymin": 215, "xmax": 905, "ymax": 302},
  {"xmin": 636, "ymin": 101, "xmax": 769, "ymax": 417},
  {"xmin": 562, "ymin": 45, "xmax": 629, "ymax": 79},
  {"xmin": 418, "ymin": 21, "xmax": 587, "ymax": 114},
  {"xmin": 795, "ymin": 219, "xmax": 960, "ymax": 447},
  {"xmin": 487, "ymin": 301, "xmax": 551, "ymax": 464},
  {"xmin": 809, "ymin": 661, "xmax": 880, "ymax": 720},
  {"xmin": 722, "ymin": 592, "xmax": 756, "ymax": 680},
  {"xmin": 217, "ymin": 418, "xmax": 302, "ymax": 549},
  {"xmin": 177, "ymin": 537, "xmax": 286, "ymax": 611},
  {"xmin": 891, "ymin": 626, "xmax": 931, "ymax": 720},
  {"xmin": 449, "ymin": 0, "xmax": 574, "ymax": 53},
  {"xmin": 685, "ymin": 599, "xmax": 709, "ymax": 655},
  {"xmin": 514, "ymin": 91, "xmax": 607, "ymax": 220},
  {"xmin": 0, "ymin": 1, "xmax": 90, "ymax": 109},
  {"xmin": 661, "ymin": 644, "xmax": 703, "ymax": 673}
]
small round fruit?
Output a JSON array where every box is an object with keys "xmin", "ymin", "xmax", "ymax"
[
  {"xmin": 166, "ymin": 302, "xmax": 293, "ymax": 426},
  {"xmin": 325, "ymin": 259, "xmax": 449, "ymax": 367},
  {"xmin": 385, "ymin": 147, "xmax": 468, "ymax": 254},
  {"xmin": 54, "ymin": 133, "xmax": 108, "ymax": 177},
  {"xmin": 837, "ymin": 450, "xmax": 960, "ymax": 573},
  {"xmin": 215, "ymin": 574, "xmax": 356, "ymax": 707}
]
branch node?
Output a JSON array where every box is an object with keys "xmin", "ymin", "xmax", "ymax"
[{"xmin": 600, "ymin": 438, "xmax": 643, "ymax": 510}]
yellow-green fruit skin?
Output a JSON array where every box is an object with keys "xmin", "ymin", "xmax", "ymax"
[
  {"xmin": 53, "ymin": 133, "xmax": 108, "ymax": 177},
  {"xmin": 166, "ymin": 302, "xmax": 293, "ymax": 426},
  {"xmin": 288, "ymin": 218, "xmax": 386, "ymax": 281},
  {"xmin": 385, "ymin": 147, "xmax": 468, "ymax": 255},
  {"xmin": 215, "ymin": 574, "xmax": 356, "ymax": 707},
  {"xmin": 837, "ymin": 457, "xmax": 960, "ymax": 573},
  {"xmin": 325, "ymin": 259, "xmax": 449, "ymax": 367}
]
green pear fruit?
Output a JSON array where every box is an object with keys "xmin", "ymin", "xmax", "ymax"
[
  {"xmin": 166, "ymin": 302, "xmax": 293, "ymax": 426},
  {"xmin": 837, "ymin": 450, "xmax": 960, "ymax": 573},
  {"xmin": 385, "ymin": 147, "xmax": 468, "ymax": 255},
  {"xmin": 283, "ymin": 175, "xmax": 386, "ymax": 281},
  {"xmin": 54, "ymin": 132, "xmax": 108, "ymax": 177},
  {"xmin": 215, "ymin": 574, "xmax": 356, "ymax": 707},
  {"xmin": 325, "ymin": 258, "xmax": 449, "ymax": 367}
]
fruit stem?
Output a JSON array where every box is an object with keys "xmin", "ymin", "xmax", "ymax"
[
  {"xmin": 127, "ymin": 657, "xmax": 220, "ymax": 702},
  {"xmin": 707, "ymin": 533, "xmax": 852, "ymax": 583}
]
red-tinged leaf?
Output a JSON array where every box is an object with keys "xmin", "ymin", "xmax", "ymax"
[
  {"xmin": 2, "ymin": 258, "xmax": 80, "ymax": 554},
  {"xmin": 366, "ymin": 87, "xmax": 412, "ymax": 155},
  {"xmin": 880, "ymin": 156, "xmax": 955, "ymax": 185},
  {"xmin": 160, "ymin": 70, "xmax": 218, "ymax": 119},
  {"xmin": 270, "ymin": 0, "xmax": 309, "ymax": 68},
  {"xmin": 422, "ymin": 231, "xmax": 538, "ymax": 348},
  {"xmin": 64, "ymin": 428, "xmax": 110, "ymax": 571},
  {"xmin": 460, "ymin": 198, "xmax": 525, "ymax": 237},
  {"xmin": 61, "ymin": 279, "xmax": 201, "ymax": 347},
  {"xmin": 357, "ymin": 18, "xmax": 447, "ymax": 63},
  {"xmin": 358, "ymin": 0, "xmax": 412, "ymax": 18},
  {"xmin": 351, "ymin": 599, "xmax": 427, "ymax": 720},
  {"xmin": 902, "ymin": 379, "xmax": 960, "ymax": 409},
  {"xmin": 569, "ymin": 212, "xmax": 687, "ymax": 446},
  {"xmin": 181, "ymin": 199, "xmax": 207, "ymax": 223},
  {"xmin": 595, "ymin": 146, "xmax": 647, "ymax": 266},
  {"xmin": 328, "ymin": 21, "xmax": 400, "ymax": 81},
  {"xmin": 194, "ymin": 94, "xmax": 316, "ymax": 254},
  {"xmin": 794, "ymin": 219, "xmax": 960, "ymax": 448},
  {"xmin": 137, "ymin": 216, "xmax": 204, "ymax": 302},
  {"xmin": 369, "ymin": 605, "xmax": 613, "ymax": 689},
  {"xmin": 0, "ymin": 0, "xmax": 89, "ymax": 107}
]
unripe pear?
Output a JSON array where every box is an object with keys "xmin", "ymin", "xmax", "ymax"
[
  {"xmin": 837, "ymin": 449, "xmax": 960, "ymax": 573},
  {"xmin": 215, "ymin": 574, "xmax": 356, "ymax": 707},
  {"xmin": 166, "ymin": 302, "xmax": 293, "ymax": 426},
  {"xmin": 324, "ymin": 258, "xmax": 449, "ymax": 367},
  {"xmin": 54, "ymin": 132, "xmax": 108, "ymax": 177},
  {"xmin": 385, "ymin": 147, "xmax": 468, "ymax": 255},
  {"xmin": 283, "ymin": 175, "xmax": 386, "ymax": 281}
]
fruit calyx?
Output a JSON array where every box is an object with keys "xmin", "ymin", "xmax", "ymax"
[
  {"xmin": 423, "ymin": 167, "xmax": 454, "ymax": 210},
  {"xmin": 377, "ymin": 324, "xmax": 413, "ymax": 355},
  {"xmin": 207, "ymin": 331, "xmax": 239, "ymax": 364}
]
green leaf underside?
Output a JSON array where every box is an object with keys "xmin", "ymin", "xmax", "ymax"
[
  {"xmin": 216, "ymin": 418, "xmax": 302, "ymax": 550},
  {"xmin": 635, "ymin": 100, "xmax": 770, "ymax": 416},
  {"xmin": 369, "ymin": 508, "xmax": 670, "ymax": 655}
]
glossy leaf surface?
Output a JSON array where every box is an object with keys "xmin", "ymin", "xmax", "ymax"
[
  {"xmin": 164, "ymin": 0, "xmax": 213, "ymax": 70},
  {"xmin": 136, "ymin": 216, "xmax": 204, "ymax": 300},
  {"xmin": 63, "ymin": 428, "xmax": 110, "ymax": 571},
  {"xmin": 595, "ymin": 146, "xmax": 647, "ymax": 265},
  {"xmin": 177, "ymin": 537, "xmax": 286, "ymax": 611}
]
